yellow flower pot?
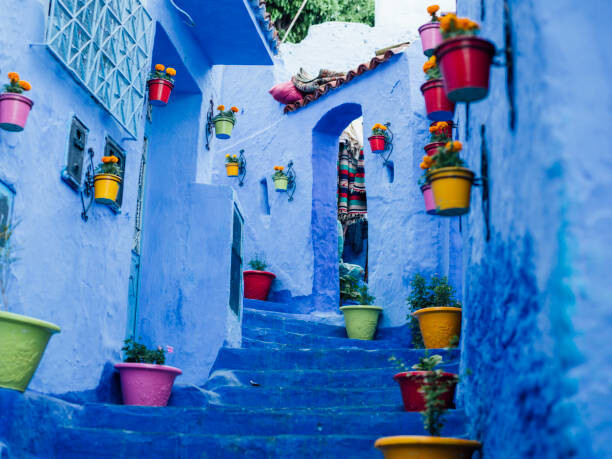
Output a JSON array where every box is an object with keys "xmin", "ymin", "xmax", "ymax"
[
  {"xmin": 413, "ymin": 307, "xmax": 461, "ymax": 349},
  {"xmin": 94, "ymin": 174, "xmax": 121, "ymax": 205},
  {"xmin": 375, "ymin": 436, "xmax": 481, "ymax": 459},
  {"xmin": 226, "ymin": 162, "xmax": 239, "ymax": 177},
  {"xmin": 428, "ymin": 167, "xmax": 474, "ymax": 216}
]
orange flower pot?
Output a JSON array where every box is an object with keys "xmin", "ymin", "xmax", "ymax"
[
  {"xmin": 226, "ymin": 162, "xmax": 239, "ymax": 177},
  {"xmin": 413, "ymin": 307, "xmax": 461, "ymax": 349},
  {"xmin": 375, "ymin": 436, "xmax": 481, "ymax": 459}
]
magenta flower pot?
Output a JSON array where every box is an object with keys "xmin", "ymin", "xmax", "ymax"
[
  {"xmin": 418, "ymin": 22, "xmax": 443, "ymax": 57},
  {"xmin": 0, "ymin": 93, "xmax": 33, "ymax": 132},
  {"xmin": 421, "ymin": 184, "xmax": 437, "ymax": 215},
  {"xmin": 115, "ymin": 362, "xmax": 182, "ymax": 406}
]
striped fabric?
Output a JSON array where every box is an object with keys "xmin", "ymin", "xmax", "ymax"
[{"xmin": 338, "ymin": 141, "xmax": 367, "ymax": 223}]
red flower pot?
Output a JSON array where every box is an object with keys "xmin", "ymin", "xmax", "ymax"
[
  {"xmin": 368, "ymin": 135, "xmax": 387, "ymax": 153},
  {"xmin": 424, "ymin": 142, "xmax": 445, "ymax": 157},
  {"xmin": 435, "ymin": 36, "xmax": 496, "ymax": 102},
  {"xmin": 243, "ymin": 270, "xmax": 276, "ymax": 301},
  {"xmin": 147, "ymin": 79, "xmax": 174, "ymax": 106},
  {"xmin": 430, "ymin": 120, "xmax": 453, "ymax": 139},
  {"xmin": 393, "ymin": 371, "xmax": 457, "ymax": 412},
  {"xmin": 420, "ymin": 79, "xmax": 455, "ymax": 121}
]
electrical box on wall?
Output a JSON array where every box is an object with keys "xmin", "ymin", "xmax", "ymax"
[{"xmin": 61, "ymin": 116, "xmax": 89, "ymax": 191}]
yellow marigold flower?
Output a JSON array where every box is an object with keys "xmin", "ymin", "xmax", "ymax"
[
  {"xmin": 439, "ymin": 13, "xmax": 455, "ymax": 31},
  {"xmin": 7, "ymin": 72, "xmax": 19, "ymax": 82},
  {"xmin": 445, "ymin": 141, "xmax": 452, "ymax": 150},
  {"xmin": 467, "ymin": 20, "xmax": 480, "ymax": 30},
  {"xmin": 427, "ymin": 5, "xmax": 440, "ymax": 15},
  {"xmin": 438, "ymin": 121, "xmax": 448, "ymax": 129},
  {"xmin": 18, "ymin": 80, "xmax": 31, "ymax": 91},
  {"xmin": 225, "ymin": 154, "xmax": 230, "ymax": 157},
  {"xmin": 452, "ymin": 141, "xmax": 462, "ymax": 151},
  {"xmin": 429, "ymin": 55, "xmax": 436, "ymax": 65},
  {"xmin": 456, "ymin": 18, "xmax": 471, "ymax": 30},
  {"xmin": 380, "ymin": 125, "xmax": 387, "ymax": 130},
  {"xmin": 155, "ymin": 64, "xmax": 165, "ymax": 71},
  {"xmin": 429, "ymin": 126, "xmax": 437, "ymax": 133},
  {"xmin": 420, "ymin": 162, "xmax": 429, "ymax": 170},
  {"xmin": 423, "ymin": 62, "xmax": 431, "ymax": 72},
  {"xmin": 165, "ymin": 67, "xmax": 176, "ymax": 76},
  {"xmin": 217, "ymin": 105, "xmax": 225, "ymax": 111},
  {"xmin": 230, "ymin": 106, "xmax": 239, "ymax": 113}
]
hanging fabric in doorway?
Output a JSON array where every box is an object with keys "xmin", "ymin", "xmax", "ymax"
[{"xmin": 337, "ymin": 140, "xmax": 367, "ymax": 224}]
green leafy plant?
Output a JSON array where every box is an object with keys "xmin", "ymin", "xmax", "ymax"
[
  {"xmin": 423, "ymin": 56, "xmax": 441, "ymax": 80},
  {"xmin": 429, "ymin": 141, "xmax": 466, "ymax": 171},
  {"xmin": 95, "ymin": 155, "xmax": 122, "ymax": 176},
  {"xmin": 3, "ymin": 72, "xmax": 31, "ymax": 94},
  {"xmin": 121, "ymin": 338, "xmax": 172, "ymax": 365},
  {"xmin": 213, "ymin": 105, "xmax": 239, "ymax": 122},
  {"xmin": 272, "ymin": 166, "xmax": 287, "ymax": 181},
  {"xmin": 0, "ymin": 221, "xmax": 19, "ymax": 310},
  {"xmin": 389, "ymin": 352, "xmax": 444, "ymax": 373},
  {"xmin": 421, "ymin": 368, "xmax": 459, "ymax": 436},
  {"xmin": 340, "ymin": 276, "xmax": 375, "ymax": 305},
  {"xmin": 148, "ymin": 64, "xmax": 176, "ymax": 83},
  {"xmin": 370, "ymin": 123, "xmax": 390, "ymax": 138},
  {"xmin": 248, "ymin": 254, "xmax": 268, "ymax": 271}
]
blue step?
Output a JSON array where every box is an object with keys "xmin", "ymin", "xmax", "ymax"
[
  {"xmin": 244, "ymin": 298, "xmax": 295, "ymax": 313},
  {"xmin": 242, "ymin": 308, "xmax": 346, "ymax": 337},
  {"xmin": 242, "ymin": 331, "xmax": 410, "ymax": 349}
]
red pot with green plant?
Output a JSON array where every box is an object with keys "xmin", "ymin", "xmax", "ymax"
[
  {"xmin": 368, "ymin": 123, "xmax": 390, "ymax": 152},
  {"xmin": 147, "ymin": 64, "xmax": 176, "ymax": 106},
  {"xmin": 425, "ymin": 121, "xmax": 452, "ymax": 157},
  {"xmin": 420, "ymin": 56, "xmax": 455, "ymax": 121},
  {"xmin": 0, "ymin": 72, "xmax": 33, "ymax": 132},
  {"xmin": 436, "ymin": 14, "xmax": 496, "ymax": 102},
  {"xmin": 244, "ymin": 255, "xmax": 276, "ymax": 301}
]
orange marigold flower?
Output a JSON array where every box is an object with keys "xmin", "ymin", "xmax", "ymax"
[
  {"xmin": 278, "ymin": 166, "xmax": 284, "ymax": 171},
  {"xmin": 165, "ymin": 67, "xmax": 176, "ymax": 76},
  {"xmin": 427, "ymin": 5, "xmax": 440, "ymax": 15},
  {"xmin": 456, "ymin": 18, "xmax": 471, "ymax": 30},
  {"xmin": 445, "ymin": 141, "xmax": 452, "ymax": 150},
  {"xmin": 111, "ymin": 156, "xmax": 119, "ymax": 163},
  {"xmin": 101, "ymin": 156, "xmax": 112, "ymax": 163},
  {"xmin": 429, "ymin": 126, "xmax": 437, "ymax": 133},
  {"xmin": 467, "ymin": 20, "xmax": 480, "ymax": 30},
  {"xmin": 452, "ymin": 141, "xmax": 462, "ymax": 151},
  {"xmin": 380, "ymin": 125, "xmax": 387, "ymax": 130},
  {"xmin": 7, "ymin": 72, "xmax": 19, "ymax": 82},
  {"xmin": 230, "ymin": 106, "xmax": 239, "ymax": 113},
  {"xmin": 18, "ymin": 80, "xmax": 31, "ymax": 91},
  {"xmin": 155, "ymin": 64, "xmax": 165, "ymax": 71},
  {"xmin": 429, "ymin": 55, "xmax": 436, "ymax": 65},
  {"xmin": 439, "ymin": 13, "xmax": 455, "ymax": 31},
  {"xmin": 438, "ymin": 121, "xmax": 448, "ymax": 129},
  {"xmin": 420, "ymin": 162, "xmax": 429, "ymax": 170},
  {"xmin": 217, "ymin": 105, "xmax": 225, "ymax": 111}
]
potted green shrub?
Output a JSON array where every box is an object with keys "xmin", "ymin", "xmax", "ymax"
[
  {"xmin": 339, "ymin": 281, "xmax": 382, "ymax": 340},
  {"xmin": 376, "ymin": 361, "xmax": 481, "ymax": 458},
  {"xmin": 243, "ymin": 254, "xmax": 276, "ymax": 301},
  {"xmin": 0, "ymin": 221, "xmax": 61, "ymax": 392},
  {"xmin": 272, "ymin": 166, "xmax": 289, "ymax": 191},
  {"xmin": 213, "ymin": 105, "xmax": 239, "ymax": 139},
  {"xmin": 407, "ymin": 274, "xmax": 462, "ymax": 349},
  {"xmin": 115, "ymin": 338, "xmax": 182, "ymax": 407}
]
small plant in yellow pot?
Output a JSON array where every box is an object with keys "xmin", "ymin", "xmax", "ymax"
[
  {"xmin": 272, "ymin": 166, "xmax": 289, "ymax": 192},
  {"xmin": 375, "ymin": 362, "xmax": 481, "ymax": 458},
  {"xmin": 408, "ymin": 274, "xmax": 461, "ymax": 349},
  {"xmin": 339, "ymin": 276, "xmax": 382, "ymax": 340},
  {"xmin": 422, "ymin": 141, "xmax": 474, "ymax": 216},
  {"xmin": 225, "ymin": 154, "xmax": 240, "ymax": 177},
  {"xmin": 0, "ymin": 221, "xmax": 61, "ymax": 392},
  {"xmin": 94, "ymin": 155, "xmax": 122, "ymax": 205}
]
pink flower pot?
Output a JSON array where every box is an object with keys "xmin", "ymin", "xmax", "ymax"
[
  {"xmin": 418, "ymin": 22, "xmax": 443, "ymax": 57},
  {"xmin": 0, "ymin": 93, "xmax": 33, "ymax": 132},
  {"xmin": 147, "ymin": 79, "xmax": 174, "ymax": 106},
  {"xmin": 420, "ymin": 79, "xmax": 455, "ymax": 121},
  {"xmin": 115, "ymin": 362, "xmax": 182, "ymax": 406},
  {"xmin": 421, "ymin": 184, "xmax": 437, "ymax": 215}
]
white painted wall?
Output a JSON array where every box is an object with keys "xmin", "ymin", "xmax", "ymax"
[{"xmin": 375, "ymin": 0, "xmax": 456, "ymax": 29}]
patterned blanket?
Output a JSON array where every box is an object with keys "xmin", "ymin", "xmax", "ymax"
[{"xmin": 338, "ymin": 140, "xmax": 367, "ymax": 223}]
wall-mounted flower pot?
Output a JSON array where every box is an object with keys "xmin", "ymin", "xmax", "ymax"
[
  {"xmin": 375, "ymin": 436, "xmax": 481, "ymax": 459},
  {"xmin": 0, "ymin": 93, "xmax": 33, "ymax": 132},
  {"xmin": 273, "ymin": 176, "xmax": 289, "ymax": 192},
  {"xmin": 226, "ymin": 162, "xmax": 239, "ymax": 177},
  {"xmin": 420, "ymin": 79, "xmax": 455, "ymax": 121},
  {"xmin": 420, "ymin": 184, "xmax": 437, "ymax": 215},
  {"xmin": 430, "ymin": 121, "xmax": 453, "ymax": 139},
  {"xmin": 368, "ymin": 135, "xmax": 387, "ymax": 153},
  {"xmin": 428, "ymin": 166, "xmax": 475, "ymax": 216},
  {"xmin": 94, "ymin": 173, "xmax": 122, "ymax": 205},
  {"xmin": 435, "ymin": 36, "xmax": 496, "ymax": 102},
  {"xmin": 413, "ymin": 306, "xmax": 462, "ymax": 349},
  {"xmin": 418, "ymin": 22, "xmax": 443, "ymax": 57},
  {"xmin": 424, "ymin": 142, "xmax": 445, "ymax": 157},
  {"xmin": 393, "ymin": 371, "xmax": 457, "ymax": 411},
  {"xmin": 214, "ymin": 116, "xmax": 235, "ymax": 139},
  {"xmin": 339, "ymin": 305, "xmax": 382, "ymax": 340},
  {"xmin": 115, "ymin": 362, "xmax": 182, "ymax": 406},
  {"xmin": 0, "ymin": 311, "xmax": 60, "ymax": 392},
  {"xmin": 244, "ymin": 270, "xmax": 276, "ymax": 301},
  {"xmin": 147, "ymin": 79, "xmax": 174, "ymax": 106}
]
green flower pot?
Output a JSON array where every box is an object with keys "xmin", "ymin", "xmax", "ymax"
[
  {"xmin": 339, "ymin": 305, "xmax": 383, "ymax": 340},
  {"xmin": 214, "ymin": 116, "xmax": 235, "ymax": 139},
  {"xmin": 274, "ymin": 176, "xmax": 288, "ymax": 192},
  {"xmin": 0, "ymin": 311, "xmax": 61, "ymax": 392}
]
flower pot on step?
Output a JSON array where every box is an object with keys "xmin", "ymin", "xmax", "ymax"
[
  {"xmin": 115, "ymin": 362, "xmax": 182, "ymax": 406},
  {"xmin": 273, "ymin": 176, "xmax": 289, "ymax": 192},
  {"xmin": 393, "ymin": 371, "xmax": 457, "ymax": 411},
  {"xmin": 339, "ymin": 305, "xmax": 382, "ymax": 340},
  {"xmin": 420, "ymin": 79, "xmax": 455, "ymax": 121},
  {"xmin": 0, "ymin": 93, "xmax": 33, "ymax": 132},
  {"xmin": 368, "ymin": 135, "xmax": 387, "ymax": 153},
  {"xmin": 420, "ymin": 184, "xmax": 437, "ymax": 215},
  {"xmin": 418, "ymin": 22, "xmax": 443, "ymax": 57},
  {"xmin": 424, "ymin": 142, "xmax": 445, "ymax": 157},
  {"xmin": 243, "ymin": 270, "xmax": 276, "ymax": 300},
  {"xmin": 94, "ymin": 173, "xmax": 122, "ymax": 205},
  {"xmin": 375, "ymin": 436, "xmax": 481, "ymax": 459},
  {"xmin": 147, "ymin": 79, "xmax": 174, "ymax": 106},
  {"xmin": 435, "ymin": 36, "xmax": 496, "ymax": 102},
  {"xmin": 214, "ymin": 116, "xmax": 235, "ymax": 139},
  {"xmin": 226, "ymin": 162, "xmax": 239, "ymax": 177},
  {"xmin": 413, "ymin": 306, "xmax": 462, "ymax": 349},
  {"xmin": 427, "ymin": 167, "xmax": 475, "ymax": 216},
  {"xmin": 0, "ymin": 311, "xmax": 60, "ymax": 392}
]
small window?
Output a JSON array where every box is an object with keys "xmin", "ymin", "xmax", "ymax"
[
  {"xmin": 260, "ymin": 178, "xmax": 270, "ymax": 215},
  {"xmin": 229, "ymin": 206, "xmax": 244, "ymax": 316},
  {"xmin": 104, "ymin": 136, "xmax": 126, "ymax": 212}
]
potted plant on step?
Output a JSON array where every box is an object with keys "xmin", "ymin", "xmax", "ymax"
[
  {"xmin": 435, "ymin": 14, "xmax": 496, "ymax": 102},
  {"xmin": 0, "ymin": 72, "xmax": 33, "ymax": 132},
  {"xmin": 225, "ymin": 154, "xmax": 240, "ymax": 177},
  {"xmin": 94, "ymin": 155, "xmax": 122, "ymax": 205},
  {"xmin": 407, "ymin": 273, "xmax": 462, "ymax": 349},
  {"xmin": 147, "ymin": 64, "xmax": 176, "ymax": 106},
  {"xmin": 423, "ymin": 140, "xmax": 475, "ymax": 216},
  {"xmin": 243, "ymin": 254, "xmax": 276, "ymax": 301},
  {"xmin": 420, "ymin": 56, "xmax": 455, "ymax": 121},
  {"xmin": 425, "ymin": 121, "xmax": 452, "ymax": 157},
  {"xmin": 0, "ymin": 221, "xmax": 61, "ymax": 392},
  {"xmin": 367, "ymin": 123, "xmax": 390, "ymax": 153},
  {"xmin": 272, "ymin": 166, "xmax": 289, "ymax": 191},
  {"xmin": 418, "ymin": 5, "xmax": 443, "ymax": 57},
  {"xmin": 390, "ymin": 353, "xmax": 457, "ymax": 412},
  {"xmin": 339, "ymin": 282, "xmax": 382, "ymax": 340},
  {"xmin": 375, "ymin": 361, "xmax": 481, "ymax": 458},
  {"xmin": 213, "ymin": 105, "xmax": 239, "ymax": 139},
  {"xmin": 115, "ymin": 338, "xmax": 182, "ymax": 407}
]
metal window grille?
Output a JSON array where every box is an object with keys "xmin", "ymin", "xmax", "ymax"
[{"xmin": 45, "ymin": 0, "xmax": 153, "ymax": 137}]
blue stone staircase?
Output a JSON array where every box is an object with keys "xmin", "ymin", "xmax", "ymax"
[{"xmin": 0, "ymin": 299, "xmax": 467, "ymax": 458}]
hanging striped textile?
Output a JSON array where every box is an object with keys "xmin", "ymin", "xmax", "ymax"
[{"xmin": 338, "ymin": 141, "xmax": 367, "ymax": 223}]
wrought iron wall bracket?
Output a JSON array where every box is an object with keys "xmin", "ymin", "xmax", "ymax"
[
  {"xmin": 80, "ymin": 148, "xmax": 95, "ymax": 222},
  {"xmin": 491, "ymin": 47, "xmax": 511, "ymax": 67},
  {"xmin": 205, "ymin": 99, "xmax": 214, "ymax": 150},
  {"xmin": 238, "ymin": 149, "xmax": 247, "ymax": 186},
  {"xmin": 286, "ymin": 160, "xmax": 297, "ymax": 202}
]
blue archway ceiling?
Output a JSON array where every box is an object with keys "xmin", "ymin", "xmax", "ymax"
[{"xmin": 177, "ymin": 0, "xmax": 274, "ymax": 65}]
